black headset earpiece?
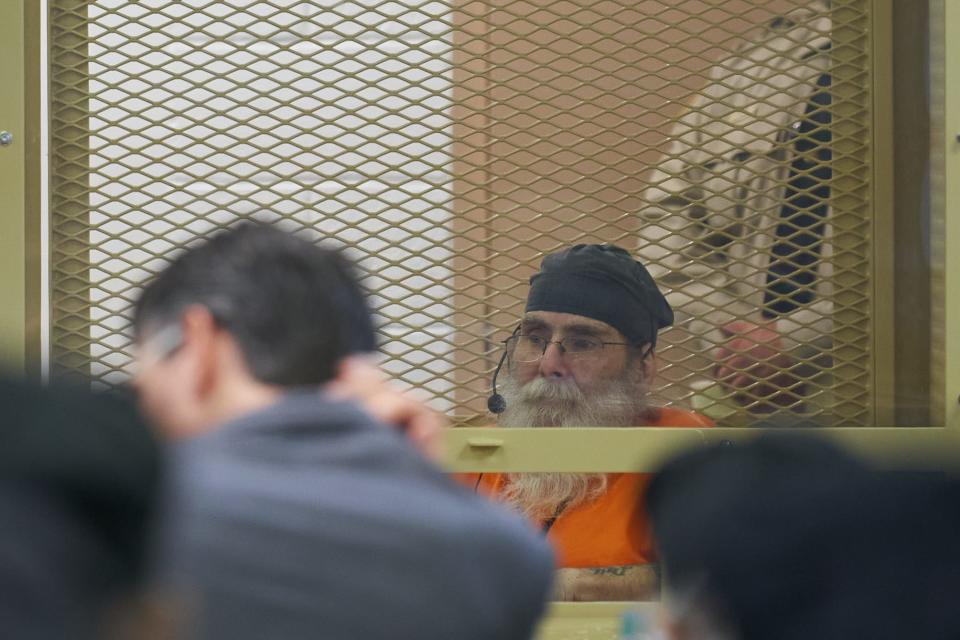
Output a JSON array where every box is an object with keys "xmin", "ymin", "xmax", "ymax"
[
  {"xmin": 486, "ymin": 390, "xmax": 506, "ymax": 414},
  {"xmin": 487, "ymin": 349, "xmax": 509, "ymax": 414},
  {"xmin": 487, "ymin": 326, "xmax": 519, "ymax": 414}
]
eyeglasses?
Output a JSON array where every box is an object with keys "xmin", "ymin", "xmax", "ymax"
[
  {"xmin": 505, "ymin": 334, "xmax": 632, "ymax": 363},
  {"xmin": 129, "ymin": 324, "xmax": 183, "ymax": 377}
]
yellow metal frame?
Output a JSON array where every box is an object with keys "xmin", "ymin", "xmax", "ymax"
[
  {"xmin": 23, "ymin": 1, "xmax": 42, "ymax": 379},
  {"xmin": 871, "ymin": 0, "xmax": 895, "ymax": 425},
  {"xmin": 446, "ymin": 426, "xmax": 953, "ymax": 474},
  {"xmin": 48, "ymin": 0, "xmax": 92, "ymax": 383},
  {"xmin": 944, "ymin": 0, "xmax": 960, "ymax": 438},
  {"xmin": 0, "ymin": 1, "xmax": 35, "ymax": 374},
  {"xmin": 0, "ymin": 1, "xmax": 41, "ymax": 376}
]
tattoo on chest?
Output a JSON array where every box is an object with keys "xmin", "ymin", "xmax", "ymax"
[{"xmin": 590, "ymin": 566, "xmax": 628, "ymax": 577}]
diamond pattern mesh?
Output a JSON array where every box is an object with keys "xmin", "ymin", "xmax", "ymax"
[{"xmin": 50, "ymin": 0, "xmax": 873, "ymax": 425}]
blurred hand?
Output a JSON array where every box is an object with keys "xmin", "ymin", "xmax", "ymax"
[
  {"xmin": 329, "ymin": 356, "xmax": 446, "ymax": 461},
  {"xmin": 713, "ymin": 320, "xmax": 802, "ymax": 412}
]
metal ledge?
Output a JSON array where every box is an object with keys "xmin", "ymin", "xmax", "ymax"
[{"xmin": 444, "ymin": 426, "xmax": 957, "ymax": 473}]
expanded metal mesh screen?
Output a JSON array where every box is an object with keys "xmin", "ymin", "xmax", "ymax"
[{"xmin": 50, "ymin": 0, "xmax": 874, "ymax": 424}]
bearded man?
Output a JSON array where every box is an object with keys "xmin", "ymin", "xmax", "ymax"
[{"xmin": 471, "ymin": 244, "xmax": 712, "ymax": 602}]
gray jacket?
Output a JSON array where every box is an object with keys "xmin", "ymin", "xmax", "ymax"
[{"xmin": 154, "ymin": 392, "xmax": 553, "ymax": 640}]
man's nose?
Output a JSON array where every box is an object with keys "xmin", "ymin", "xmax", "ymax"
[{"xmin": 538, "ymin": 342, "xmax": 571, "ymax": 380}]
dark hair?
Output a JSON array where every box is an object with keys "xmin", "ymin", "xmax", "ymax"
[
  {"xmin": 133, "ymin": 223, "xmax": 376, "ymax": 386},
  {"xmin": 0, "ymin": 376, "xmax": 161, "ymax": 637},
  {"xmin": 646, "ymin": 436, "xmax": 960, "ymax": 640}
]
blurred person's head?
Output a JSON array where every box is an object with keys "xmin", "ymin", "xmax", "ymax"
[
  {"xmin": 132, "ymin": 223, "xmax": 376, "ymax": 438},
  {"xmin": 0, "ymin": 377, "xmax": 161, "ymax": 639},
  {"xmin": 497, "ymin": 244, "xmax": 673, "ymax": 518},
  {"xmin": 646, "ymin": 435, "xmax": 960, "ymax": 640}
]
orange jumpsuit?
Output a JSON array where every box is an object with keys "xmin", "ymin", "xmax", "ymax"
[{"xmin": 468, "ymin": 407, "xmax": 712, "ymax": 568}]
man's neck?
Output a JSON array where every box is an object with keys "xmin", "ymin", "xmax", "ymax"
[{"xmin": 194, "ymin": 378, "xmax": 285, "ymax": 437}]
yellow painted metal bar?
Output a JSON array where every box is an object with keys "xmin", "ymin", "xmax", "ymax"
[
  {"xmin": 446, "ymin": 427, "xmax": 705, "ymax": 473},
  {"xmin": 444, "ymin": 426, "xmax": 954, "ymax": 473},
  {"xmin": 23, "ymin": 0, "xmax": 42, "ymax": 378},
  {"xmin": 830, "ymin": 0, "xmax": 873, "ymax": 424},
  {"xmin": 0, "ymin": 1, "xmax": 32, "ymax": 373},
  {"xmin": 700, "ymin": 427, "xmax": 951, "ymax": 469},
  {"xmin": 944, "ymin": 0, "xmax": 960, "ymax": 438},
  {"xmin": 48, "ymin": 0, "xmax": 91, "ymax": 383},
  {"xmin": 869, "ymin": 0, "xmax": 895, "ymax": 425},
  {"xmin": 929, "ymin": 0, "xmax": 946, "ymax": 425}
]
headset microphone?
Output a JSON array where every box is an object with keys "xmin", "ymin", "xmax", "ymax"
[{"xmin": 486, "ymin": 347, "xmax": 509, "ymax": 414}]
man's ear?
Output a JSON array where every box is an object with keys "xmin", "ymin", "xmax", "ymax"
[
  {"xmin": 178, "ymin": 305, "xmax": 220, "ymax": 398},
  {"xmin": 641, "ymin": 346, "xmax": 658, "ymax": 383}
]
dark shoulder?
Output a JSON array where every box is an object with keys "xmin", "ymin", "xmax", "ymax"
[{"xmin": 438, "ymin": 496, "xmax": 555, "ymax": 608}]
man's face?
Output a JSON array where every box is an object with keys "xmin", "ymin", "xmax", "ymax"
[
  {"xmin": 510, "ymin": 311, "xmax": 633, "ymax": 392},
  {"xmin": 497, "ymin": 310, "xmax": 651, "ymax": 429}
]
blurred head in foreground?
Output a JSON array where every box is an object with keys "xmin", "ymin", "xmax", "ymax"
[
  {"xmin": 646, "ymin": 435, "xmax": 960, "ymax": 640},
  {"xmin": 0, "ymin": 377, "xmax": 161, "ymax": 639},
  {"xmin": 131, "ymin": 223, "xmax": 375, "ymax": 438}
]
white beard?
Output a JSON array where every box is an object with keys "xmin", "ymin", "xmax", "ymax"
[{"xmin": 496, "ymin": 374, "xmax": 648, "ymax": 520}]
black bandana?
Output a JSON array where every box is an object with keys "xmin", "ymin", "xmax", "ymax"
[{"xmin": 525, "ymin": 244, "xmax": 673, "ymax": 346}]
